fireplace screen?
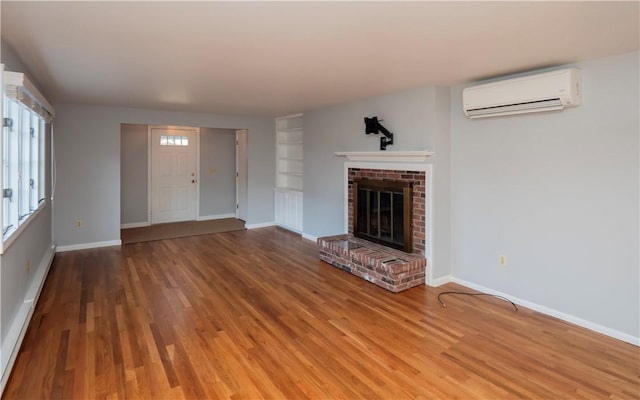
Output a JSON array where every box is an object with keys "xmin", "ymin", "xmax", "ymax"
[{"xmin": 353, "ymin": 179, "xmax": 412, "ymax": 252}]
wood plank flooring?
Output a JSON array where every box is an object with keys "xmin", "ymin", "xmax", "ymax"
[{"xmin": 3, "ymin": 227, "xmax": 639, "ymax": 399}]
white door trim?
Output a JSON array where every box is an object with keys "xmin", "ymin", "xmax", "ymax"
[
  {"xmin": 147, "ymin": 125, "xmax": 200, "ymax": 224},
  {"xmin": 235, "ymin": 129, "xmax": 248, "ymax": 221}
]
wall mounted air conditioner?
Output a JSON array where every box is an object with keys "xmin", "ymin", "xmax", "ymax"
[{"xmin": 463, "ymin": 68, "xmax": 581, "ymax": 119}]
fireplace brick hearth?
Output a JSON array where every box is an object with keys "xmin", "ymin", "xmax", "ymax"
[
  {"xmin": 318, "ymin": 234, "xmax": 426, "ymax": 293},
  {"xmin": 318, "ymin": 165, "xmax": 429, "ymax": 292}
]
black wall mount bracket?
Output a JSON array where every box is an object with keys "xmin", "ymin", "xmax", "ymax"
[{"xmin": 364, "ymin": 116, "xmax": 394, "ymax": 150}]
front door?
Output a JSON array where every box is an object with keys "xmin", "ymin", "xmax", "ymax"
[{"xmin": 150, "ymin": 127, "xmax": 198, "ymax": 224}]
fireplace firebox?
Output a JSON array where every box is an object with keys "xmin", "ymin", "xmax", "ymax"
[{"xmin": 353, "ymin": 179, "xmax": 412, "ymax": 252}]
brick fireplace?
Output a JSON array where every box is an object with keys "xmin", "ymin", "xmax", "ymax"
[{"xmin": 318, "ymin": 153, "xmax": 432, "ymax": 293}]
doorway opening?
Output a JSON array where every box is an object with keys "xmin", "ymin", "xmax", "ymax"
[{"xmin": 120, "ymin": 124, "xmax": 248, "ymax": 235}]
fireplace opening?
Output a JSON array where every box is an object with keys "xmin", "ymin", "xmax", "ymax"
[{"xmin": 353, "ymin": 179, "xmax": 412, "ymax": 252}]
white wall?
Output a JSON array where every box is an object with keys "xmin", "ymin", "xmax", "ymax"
[
  {"xmin": 431, "ymin": 87, "xmax": 452, "ymax": 282},
  {"xmin": 53, "ymin": 104, "xmax": 274, "ymax": 248},
  {"xmin": 120, "ymin": 123, "xmax": 148, "ymax": 224},
  {"xmin": 199, "ymin": 128, "xmax": 236, "ymax": 218},
  {"xmin": 450, "ymin": 51, "xmax": 639, "ymax": 342},
  {"xmin": 303, "ymin": 85, "xmax": 452, "ymax": 279}
]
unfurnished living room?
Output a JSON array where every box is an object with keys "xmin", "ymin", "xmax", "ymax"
[{"xmin": 0, "ymin": 1, "xmax": 638, "ymax": 399}]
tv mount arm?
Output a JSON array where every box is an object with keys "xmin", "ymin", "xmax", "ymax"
[{"xmin": 364, "ymin": 117, "xmax": 394, "ymax": 150}]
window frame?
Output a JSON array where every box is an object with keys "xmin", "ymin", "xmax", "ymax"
[{"xmin": 1, "ymin": 65, "xmax": 54, "ymax": 253}]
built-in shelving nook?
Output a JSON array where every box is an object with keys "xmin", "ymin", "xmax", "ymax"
[{"xmin": 274, "ymin": 113, "xmax": 303, "ymax": 232}]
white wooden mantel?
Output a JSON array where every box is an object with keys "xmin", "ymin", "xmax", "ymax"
[{"xmin": 334, "ymin": 150, "xmax": 433, "ymax": 163}]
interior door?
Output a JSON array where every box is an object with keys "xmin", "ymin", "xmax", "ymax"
[
  {"xmin": 150, "ymin": 127, "xmax": 198, "ymax": 224},
  {"xmin": 235, "ymin": 129, "xmax": 248, "ymax": 221}
]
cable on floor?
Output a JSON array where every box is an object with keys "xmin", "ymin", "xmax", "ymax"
[{"xmin": 437, "ymin": 291, "xmax": 518, "ymax": 312}]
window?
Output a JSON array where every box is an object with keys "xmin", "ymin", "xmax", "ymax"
[
  {"xmin": 160, "ymin": 135, "xmax": 189, "ymax": 146},
  {"xmin": 2, "ymin": 97, "xmax": 47, "ymax": 240},
  {"xmin": 1, "ymin": 66, "xmax": 54, "ymax": 248},
  {"xmin": 2, "ymin": 98, "xmax": 19, "ymax": 237}
]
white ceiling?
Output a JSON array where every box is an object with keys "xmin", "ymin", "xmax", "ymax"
[{"xmin": 1, "ymin": 1, "xmax": 638, "ymax": 117}]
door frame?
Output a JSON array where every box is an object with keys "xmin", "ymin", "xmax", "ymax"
[
  {"xmin": 235, "ymin": 129, "xmax": 248, "ymax": 221},
  {"xmin": 147, "ymin": 125, "xmax": 200, "ymax": 225}
]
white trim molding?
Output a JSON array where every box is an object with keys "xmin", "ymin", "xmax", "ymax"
[
  {"xmin": 429, "ymin": 275, "xmax": 453, "ymax": 287},
  {"xmin": 301, "ymin": 232, "xmax": 317, "ymax": 242},
  {"xmin": 3, "ymin": 69, "xmax": 55, "ymax": 120},
  {"xmin": 56, "ymin": 240, "xmax": 121, "ymax": 252},
  {"xmin": 334, "ymin": 150, "xmax": 433, "ymax": 163},
  {"xmin": 246, "ymin": 221, "xmax": 276, "ymax": 230}
]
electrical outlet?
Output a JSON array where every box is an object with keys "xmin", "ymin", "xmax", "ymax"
[
  {"xmin": 75, "ymin": 219, "xmax": 82, "ymax": 228},
  {"xmin": 26, "ymin": 259, "xmax": 31, "ymax": 273},
  {"xmin": 499, "ymin": 255, "xmax": 507, "ymax": 266}
]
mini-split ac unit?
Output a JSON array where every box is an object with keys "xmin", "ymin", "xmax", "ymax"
[{"xmin": 463, "ymin": 68, "xmax": 581, "ymax": 119}]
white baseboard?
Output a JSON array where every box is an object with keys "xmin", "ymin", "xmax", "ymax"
[
  {"xmin": 451, "ymin": 277, "xmax": 640, "ymax": 346},
  {"xmin": 301, "ymin": 232, "xmax": 317, "ymax": 242},
  {"xmin": 1, "ymin": 244, "xmax": 56, "ymax": 394},
  {"xmin": 197, "ymin": 213, "xmax": 236, "ymax": 221},
  {"xmin": 246, "ymin": 221, "xmax": 276, "ymax": 229},
  {"xmin": 121, "ymin": 222, "xmax": 150, "ymax": 229},
  {"xmin": 428, "ymin": 274, "xmax": 452, "ymax": 287},
  {"xmin": 56, "ymin": 240, "xmax": 121, "ymax": 252},
  {"xmin": 275, "ymin": 224, "xmax": 303, "ymax": 234}
]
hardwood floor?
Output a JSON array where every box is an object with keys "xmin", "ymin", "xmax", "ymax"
[{"xmin": 3, "ymin": 227, "xmax": 639, "ymax": 399}]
